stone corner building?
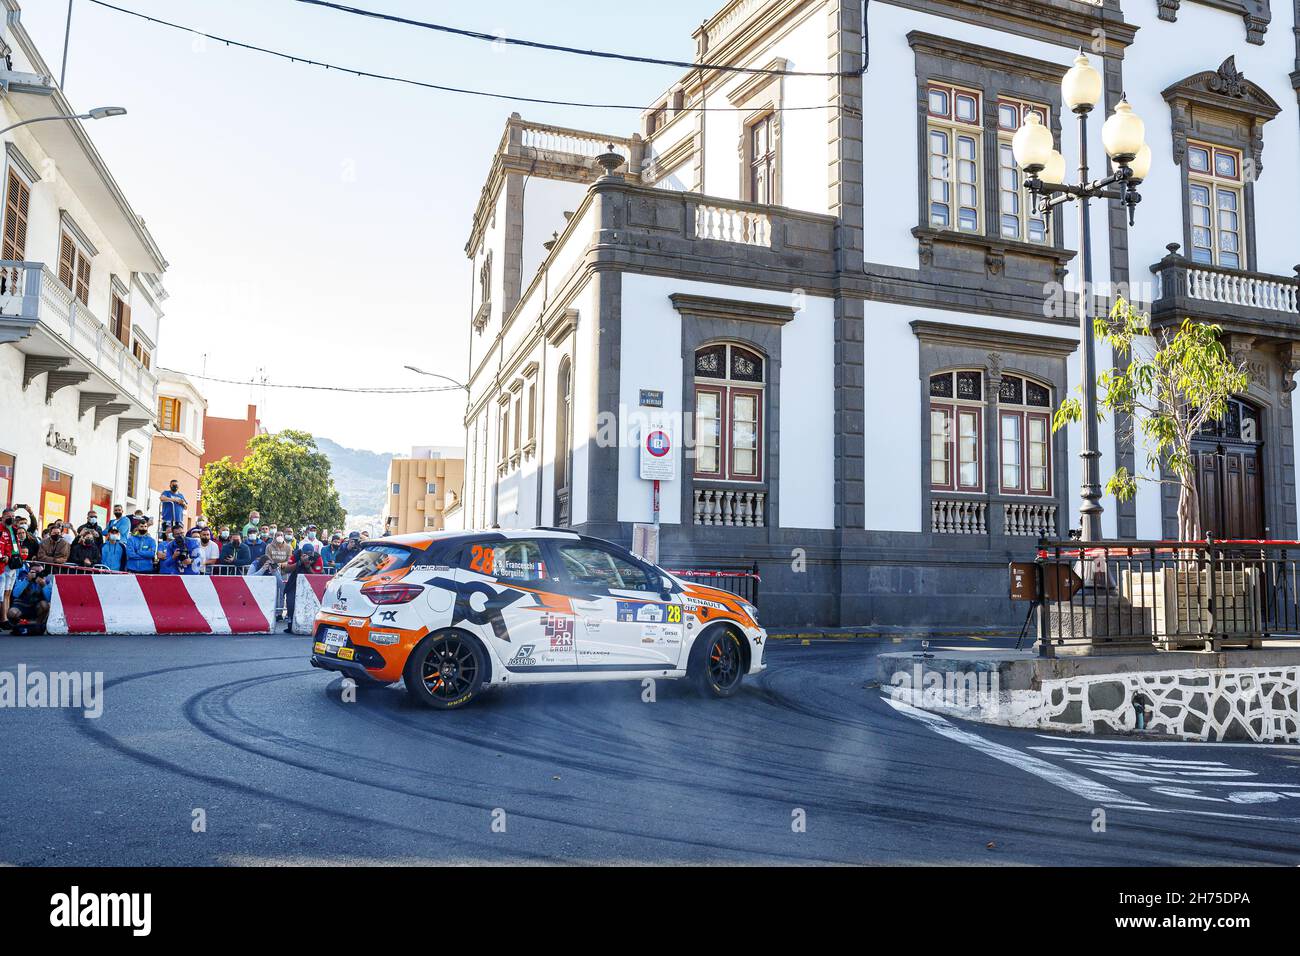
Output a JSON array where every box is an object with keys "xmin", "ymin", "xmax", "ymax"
[{"xmin": 459, "ymin": 0, "xmax": 1300, "ymax": 628}]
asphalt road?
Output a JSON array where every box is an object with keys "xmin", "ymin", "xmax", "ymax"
[{"xmin": 2, "ymin": 635, "xmax": 1299, "ymax": 865}]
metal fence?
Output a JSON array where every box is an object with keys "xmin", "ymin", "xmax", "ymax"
[
  {"xmin": 667, "ymin": 563, "xmax": 761, "ymax": 606},
  {"xmin": 1034, "ymin": 539, "xmax": 1300, "ymax": 652}
]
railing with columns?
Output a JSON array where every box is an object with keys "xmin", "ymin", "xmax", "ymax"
[
  {"xmin": 1151, "ymin": 247, "xmax": 1300, "ymax": 316},
  {"xmin": 691, "ymin": 201, "xmax": 772, "ymax": 247},
  {"xmin": 693, "ymin": 485, "xmax": 767, "ymax": 527},
  {"xmin": 1004, "ymin": 501, "xmax": 1057, "ymax": 537},
  {"xmin": 931, "ymin": 498, "xmax": 988, "ymax": 535}
]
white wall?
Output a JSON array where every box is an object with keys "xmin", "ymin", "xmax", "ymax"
[{"xmin": 615, "ymin": 273, "xmax": 836, "ymax": 529}]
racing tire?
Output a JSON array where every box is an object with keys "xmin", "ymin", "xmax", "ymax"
[
  {"xmin": 403, "ymin": 631, "xmax": 487, "ymax": 710},
  {"xmin": 689, "ymin": 626, "xmax": 746, "ymax": 698}
]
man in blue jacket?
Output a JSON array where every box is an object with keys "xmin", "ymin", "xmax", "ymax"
[
  {"xmin": 125, "ymin": 524, "xmax": 159, "ymax": 573},
  {"xmin": 99, "ymin": 527, "xmax": 127, "ymax": 572},
  {"xmin": 160, "ymin": 524, "xmax": 201, "ymax": 575}
]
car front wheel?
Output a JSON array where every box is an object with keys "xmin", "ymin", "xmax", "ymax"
[
  {"xmin": 689, "ymin": 627, "xmax": 746, "ymax": 698},
  {"xmin": 404, "ymin": 631, "xmax": 486, "ymax": 710}
]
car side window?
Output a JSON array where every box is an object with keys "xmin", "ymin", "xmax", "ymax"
[
  {"xmin": 557, "ymin": 544, "xmax": 654, "ymax": 592},
  {"xmin": 462, "ymin": 539, "xmax": 548, "ymax": 582}
]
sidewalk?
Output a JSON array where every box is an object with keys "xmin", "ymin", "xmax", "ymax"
[{"xmin": 766, "ymin": 625, "xmax": 1019, "ymax": 641}]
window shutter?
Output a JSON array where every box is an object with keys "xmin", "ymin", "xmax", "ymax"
[
  {"xmin": 119, "ymin": 301, "xmax": 132, "ymax": 347},
  {"xmin": 4, "ymin": 171, "xmax": 30, "ymax": 261},
  {"xmin": 59, "ymin": 234, "xmax": 76, "ymax": 289},
  {"xmin": 75, "ymin": 255, "xmax": 91, "ymax": 305}
]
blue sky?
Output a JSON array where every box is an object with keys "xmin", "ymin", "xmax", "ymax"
[{"xmin": 23, "ymin": 0, "xmax": 709, "ymax": 452}]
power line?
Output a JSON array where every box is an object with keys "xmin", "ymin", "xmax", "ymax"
[
  {"xmin": 291, "ymin": 0, "xmax": 861, "ymax": 78},
  {"xmin": 84, "ymin": 1, "xmax": 834, "ymax": 112},
  {"xmin": 163, "ymin": 368, "xmax": 466, "ymax": 394}
]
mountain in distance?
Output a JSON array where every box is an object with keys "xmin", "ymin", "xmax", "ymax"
[{"xmin": 314, "ymin": 436, "xmax": 392, "ymax": 530}]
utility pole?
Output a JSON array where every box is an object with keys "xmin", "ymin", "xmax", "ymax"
[{"xmin": 59, "ymin": 0, "xmax": 75, "ymax": 90}]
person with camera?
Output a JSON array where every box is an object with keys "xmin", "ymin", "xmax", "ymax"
[
  {"xmin": 6, "ymin": 562, "xmax": 52, "ymax": 633},
  {"xmin": 160, "ymin": 524, "xmax": 201, "ymax": 575},
  {"xmin": 283, "ymin": 542, "xmax": 323, "ymax": 630},
  {"xmin": 218, "ymin": 531, "xmax": 252, "ymax": 573}
]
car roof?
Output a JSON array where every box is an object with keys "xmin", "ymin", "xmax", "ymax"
[{"xmin": 370, "ymin": 528, "xmax": 586, "ymax": 549}]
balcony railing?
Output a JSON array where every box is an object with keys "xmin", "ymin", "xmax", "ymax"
[
  {"xmin": 1150, "ymin": 247, "xmax": 1300, "ymax": 334},
  {"xmin": 693, "ymin": 202, "xmax": 771, "ymax": 247},
  {"xmin": 1004, "ymin": 501, "xmax": 1057, "ymax": 537},
  {"xmin": 37, "ymin": 267, "xmax": 156, "ymax": 409},
  {"xmin": 693, "ymin": 485, "xmax": 767, "ymax": 527},
  {"xmin": 1, "ymin": 260, "xmax": 156, "ymax": 410},
  {"xmin": 931, "ymin": 497, "xmax": 987, "ymax": 535}
]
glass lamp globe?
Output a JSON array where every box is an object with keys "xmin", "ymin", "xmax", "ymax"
[
  {"xmin": 1042, "ymin": 149, "xmax": 1066, "ymax": 184},
  {"xmin": 1128, "ymin": 142, "xmax": 1152, "ymax": 181},
  {"xmin": 1061, "ymin": 52, "xmax": 1102, "ymax": 112},
  {"xmin": 1102, "ymin": 99, "xmax": 1145, "ymax": 163},
  {"xmin": 1012, "ymin": 113, "xmax": 1053, "ymax": 173}
]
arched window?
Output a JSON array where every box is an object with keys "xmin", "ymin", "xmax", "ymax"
[
  {"xmin": 554, "ymin": 357, "xmax": 573, "ymax": 523},
  {"xmin": 929, "ymin": 370, "xmax": 984, "ymax": 492},
  {"xmin": 997, "ymin": 373, "xmax": 1052, "ymax": 496},
  {"xmin": 694, "ymin": 343, "xmax": 764, "ymax": 481}
]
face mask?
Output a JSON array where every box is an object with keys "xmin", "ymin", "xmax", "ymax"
[
  {"xmin": 275, "ymin": 535, "xmax": 284, "ymax": 543},
  {"xmin": 108, "ymin": 533, "xmax": 119, "ymax": 541},
  {"xmin": 62, "ymin": 533, "xmax": 74, "ymax": 543},
  {"xmin": 220, "ymin": 532, "xmax": 230, "ymax": 540},
  {"xmin": 88, "ymin": 517, "xmax": 98, "ymax": 524},
  {"xmin": 251, "ymin": 517, "xmax": 260, "ymax": 525}
]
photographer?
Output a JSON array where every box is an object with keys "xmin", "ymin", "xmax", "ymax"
[
  {"xmin": 6, "ymin": 562, "xmax": 52, "ymax": 633},
  {"xmin": 160, "ymin": 524, "xmax": 200, "ymax": 575},
  {"xmin": 283, "ymin": 543, "xmax": 323, "ymax": 629}
]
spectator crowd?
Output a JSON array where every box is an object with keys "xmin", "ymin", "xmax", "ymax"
[{"xmin": 2, "ymin": 490, "xmax": 370, "ymax": 634}]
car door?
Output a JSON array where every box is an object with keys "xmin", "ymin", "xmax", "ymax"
[
  {"xmin": 455, "ymin": 538, "xmax": 578, "ymax": 676},
  {"xmin": 552, "ymin": 540, "xmax": 685, "ymax": 671}
]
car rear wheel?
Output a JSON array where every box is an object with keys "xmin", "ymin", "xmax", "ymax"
[
  {"xmin": 404, "ymin": 631, "xmax": 486, "ymax": 710},
  {"xmin": 689, "ymin": 627, "xmax": 745, "ymax": 698}
]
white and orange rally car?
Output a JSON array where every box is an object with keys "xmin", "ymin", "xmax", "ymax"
[{"xmin": 310, "ymin": 529, "xmax": 766, "ymax": 709}]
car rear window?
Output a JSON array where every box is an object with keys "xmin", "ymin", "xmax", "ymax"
[{"xmin": 336, "ymin": 545, "xmax": 420, "ymax": 581}]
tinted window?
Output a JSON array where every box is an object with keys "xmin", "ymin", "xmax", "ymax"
[
  {"xmin": 461, "ymin": 539, "xmax": 548, "ymax": 582},
  {"xmin": 337, "ymin": 545, "xmax": 418, "ymax": 581},
  {"xmin": 557, "ymin": 544, "xmax": 654, "ymax": 592}
]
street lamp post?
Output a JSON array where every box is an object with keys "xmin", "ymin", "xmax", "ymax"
[
  {"xmin": 0, "ymin": 106, "xmax": 127, "ymax": 138},
  {"xmin": 1012, "ymin": 52, "xmax": 1151, "ymax": 542}
]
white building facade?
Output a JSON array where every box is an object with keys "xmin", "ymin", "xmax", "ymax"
[
  {"xmin": 0, "ymin": 0, "xmax": 168, "ymax": 528},
  {"xmin": 460, "ymin": 0, "xmax": 1300, "ymax": 627}
]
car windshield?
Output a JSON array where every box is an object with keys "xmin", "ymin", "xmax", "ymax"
[{"xmin": 336, "ymin": 545, "xmax": 419, "ymax": 581}]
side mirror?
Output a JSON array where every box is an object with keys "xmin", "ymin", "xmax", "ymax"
[{"xmin": 659, "ymin": 575, "xmax": 673, "ymax": 600}]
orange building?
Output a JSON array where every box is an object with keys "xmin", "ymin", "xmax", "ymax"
[
  {"xmin": 201, "ymin": 404, "xmax": 262, "ymax": 470},
  {"xmin": 199, "ymin": 404, "xmax": 263, "ymax": 516}
]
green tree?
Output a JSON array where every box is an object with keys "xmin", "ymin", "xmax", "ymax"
[
  {"xmin": 200, "ymin": 430, "xmax": 346, "ymax": 531},
  {"xmin": 1053, "ymin": 298, "xmax": 1248, "ymax": 542}
]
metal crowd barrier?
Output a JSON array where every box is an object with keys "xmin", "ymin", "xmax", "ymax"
[
  {"xmin": 667, "ymin": 563, "xmax": 761, "ymax": 606},
  {"xmin": 1033, "ymin": 538, "xmax": 1300, "ymax": 652}
]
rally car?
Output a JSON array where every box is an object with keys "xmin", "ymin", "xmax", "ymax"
[{"xmin": 309, "ymin": 529, "xmax": 766, "ymax": 709}]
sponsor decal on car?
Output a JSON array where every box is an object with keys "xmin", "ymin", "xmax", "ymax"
[
  {"xmin": 616, "ymin": 601, "xmax": 666, "ymax": 623},
  {"xmin": 508, "ymin": 644, "xmax": 538, "ymax": 667},
  {"xmin": 684, "ymin": 597, "xmax": 729, "ymax": 612},
  {"xmin": 543, "ymin": 613, "xmax": 574, "ymax": 649}
]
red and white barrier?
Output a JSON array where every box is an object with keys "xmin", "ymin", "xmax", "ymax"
[
  {"xmin": 291, "ymin": 574, "xmax": 333, "ymax": 635},
  {"xmin": 47, "ymin": 574, "xmax": 278, "ymax": 635}
]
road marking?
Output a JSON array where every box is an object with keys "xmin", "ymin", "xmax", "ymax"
[
  {"xmin": 882, "ymin": 696, "xmax": 1147, "ymax": 807},
  {"xmin": 886, "ymin": 697, "xmax": 1300, "ymax": 823}
]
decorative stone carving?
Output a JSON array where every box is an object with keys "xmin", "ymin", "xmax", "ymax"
[
  {"xmin": 985, "ymin": 247, "xmax": 1005, "ymax": 277},
  {"xmin": 1153, "ymin": 1, "xmax": 1271, "ymax": 45},
  {"xmin": 1162, "ymin": 57, "xmax": 1281, "ymax": 175}
]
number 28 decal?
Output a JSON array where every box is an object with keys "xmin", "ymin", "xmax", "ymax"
[
  {"xmin": 468, "ymin": 545, "xmax": 495, "ymax": 575},
  {"xmin": 667, "ymin": 605, "xmax": 682, "ymax": 624}
]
